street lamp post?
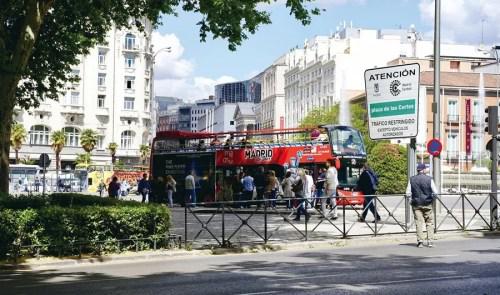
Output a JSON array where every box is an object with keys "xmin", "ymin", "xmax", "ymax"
[{"xmin": 149, "ymin": 47, "xmax": 172, "ymax": 141}]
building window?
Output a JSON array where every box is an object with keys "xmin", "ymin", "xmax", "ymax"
[
  {"xmin": 473, "ymin": 100, "xmax": 481, "ymax": 123},
  {"xmin": 29, "ymin": 125, "xmax": 49, "ymax": 145},
  {"xmin": 430, "ymin": 60, "xmax": 435, "ymax": 68},
  {"xmin": 124, "ymin": 33, "xmax": 136, "ymax": 50},
  {"xmin": 98, "ymin": 50, "xmax": 106, "ymax": 65},
  {"xmin": 230, "ymin": 121, "xmax": 235, "ymax": 126},
  {"xmin": 72, "ymin": 69, "xmax": 80, "ymax": 80},
  {"xmin": 145, "ymin": 78, "xmax": 150, "ymax": 91},
  {"xmin": 447, "ymin": 132, "xmax": 458, "ymax": 158},
  {"xmin": 125, "ymin": 55, "xmax": 135, "ymax": 68},
  {"xmin": 450, "ymin": 61, "xmax": 460, "ymax": 70},
  {"xmin": 121, "ymin": 130, "xmax": 134, "ymax": 149},
  {"xmin": 71, "ymin": 92, "xmax": 80, "ymax": 105},
  {"xmin": 125, "ymin": 76, "xmax": 135, "ymax": 89},
  {"xmin": 472, "ymin": 133, "xmax": 482, "ymax": 159},
  {"xmin": 97, "ymin": 136, "xmax": 105, "ymax": 150},
  {"xmin": 124, "ymin": 97, "xmax": 135, "ymax": 110},
  {"xmin": 448, "ymin": 100, "xmax": 458, "ymax": 122},
  {"xmin": 98, "ymin": 95, "xmax": 105, "ymax": 108},
  {"xmin": 144, "ymin": 99, "xmax": 150, "ymax": 112},
  {"xmin": 63, "ymin": 127, "xmax": 80, "ymax": 147},
  {"xmin": 98, "ymin": 73, "xmax": 106, "ymax": 87}
]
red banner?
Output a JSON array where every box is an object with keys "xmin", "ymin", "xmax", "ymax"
[
  {"xmin": 465, "ymin": 99, "xmax": 471, "ymax": 155},
  {"xmin": 215, "ymin": 144, "xmax": 333, "ymax": 167}
]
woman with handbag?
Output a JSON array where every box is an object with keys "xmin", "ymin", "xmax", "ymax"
[
  {"xmin": 292, "ymin": 169, "xmax": 309, "ymax": 222},
  {"xmin": 166, "ymin": 175, "xmax": 176, "ymax": 208}
]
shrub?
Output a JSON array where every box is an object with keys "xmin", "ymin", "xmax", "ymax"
[
  {"xmin": 368, "ymin": 142, "xmax": 408, "ymax": 194},
  {"xmin": 0, "ymin": 205, "xmax": 171, "ymax": 259},
  {"xmin": 0, "ymin": 193, "xmax": 142, "ymax": 209}
]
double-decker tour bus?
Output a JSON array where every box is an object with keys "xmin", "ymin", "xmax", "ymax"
[{"xmin": 150, "ymin": 126, "xmax": 367, "ymax": 206}]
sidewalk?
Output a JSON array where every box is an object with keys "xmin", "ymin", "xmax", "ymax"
[{"xmin": 3, "ymin": 229, "xmax": 494, "ymax": 270}]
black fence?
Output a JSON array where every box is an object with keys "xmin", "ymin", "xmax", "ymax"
[{"xmin": 183, "ymin": 192, "xmax": 500, "ymax": 249}]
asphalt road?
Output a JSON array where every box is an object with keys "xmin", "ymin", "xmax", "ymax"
[{"xmin": 2, "ymin": 236, "xmax": 500, "ymax": 295}]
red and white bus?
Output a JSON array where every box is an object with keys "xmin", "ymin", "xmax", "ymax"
[{"xmin": 151, "ymin": 126, "xmax": 367, "ymax": 206}]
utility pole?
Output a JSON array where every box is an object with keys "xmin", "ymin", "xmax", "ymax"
[
  {"xmin": 432, "ymin": 0, "xmax": 441, "ymax": 195},
  {"xmin": 485, "ymin": 106, "xmax": 499, "ymax": 229}
]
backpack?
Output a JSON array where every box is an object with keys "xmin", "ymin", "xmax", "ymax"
[{"xmin": 367, "ymin": 170, "xmax": 379, "ymax": 191}]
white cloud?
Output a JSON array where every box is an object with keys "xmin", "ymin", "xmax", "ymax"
[
  {"xmin": 151, "ymin": 32, "xmax": 194, "ymax": 79},
  {"xmin": 419, "ymin": 0, "xmax": 500, "ymax": 45},
  {"xmin": 152, "ymin": 31, "xmax": 237, "ymax": 102}
]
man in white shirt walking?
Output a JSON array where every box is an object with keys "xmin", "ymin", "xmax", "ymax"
[
  {"xmin": 185, "ymin": 170, "xmax": 197, "ymax": 207},
  {"xmin": 324, "ymin": 159, "xmax": 339, "ymax": 220}
]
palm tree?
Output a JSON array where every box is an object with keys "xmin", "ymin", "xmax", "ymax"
[
  {"xmin": 75, "ymin": 153, "xmax": 91, "ymax": 168},
  {"xmin": 80, "ymin": 129, "xmax": 98, "ymax": 154},
  {"xmin": 139, "ymin": 144, "xmax": 151, "ymax": 165},
  {"xmin": 51, "ymin": 130, "xmax": 66, "ymax": 175},
  {"xmin": 10, "ymin": 123, "xmax": 27, "ymax": 164},
  {"xmin": 107, "ymin": 142, "xmax": 118, "ymax": 165}
]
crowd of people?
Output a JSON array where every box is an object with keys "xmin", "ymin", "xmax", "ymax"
[
  {"xmin": 102, "ymin": 173, "xmax": 177, "ymax": 208},
  {"xmin": 177, "ymin": 159, "xmax": 385, "ymax": 223}
]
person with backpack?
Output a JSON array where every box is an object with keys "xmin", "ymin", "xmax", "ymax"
[{"xmin": 356, "ymin": 163, "xmax": 381, "ymax": 222}]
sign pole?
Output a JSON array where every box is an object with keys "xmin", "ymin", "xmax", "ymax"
[
  {"xmin": 406, "ymin": 137, "xmax": 417, "ymax": 225},
  {"xmin": 42, "ymin": 157, "xmax": 46, "ymax": 196}
]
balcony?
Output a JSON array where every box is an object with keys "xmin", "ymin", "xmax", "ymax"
[
  {"xmin": 116, "ymin": 148, "xmax": 140, "ymax": 157},
  {"xmin": 120, "ymin": 110, "xmax": 139, "ymax": 119},
  {"xmin": 95, "ymin": 107, "xmax": 109, "ymax": 117},
  {"xmin": 124, "ymin": 88, "xmax": 135, "ymax": 95},
  {"xmin": 122, "ymin": 46, "xmax": 140, "ymax": 53},
  {"xmin": 124, "ymin": 67, "xmax": 135, "ymax": 74},
  {"xmin": 446, "ymin": 150, "xmax": 459, "ymax": 159},
  {"xmin": 447, "ymin": 114, "xmax": 459, "ymax": 123},
  {"xmin": 61, "ymin": 105, "xmax": 84, "ymax": 115}
]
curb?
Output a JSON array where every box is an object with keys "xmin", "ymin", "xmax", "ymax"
[{"xmin": 3, "ymin": 230, "xmax": 498, "ymax": 270}]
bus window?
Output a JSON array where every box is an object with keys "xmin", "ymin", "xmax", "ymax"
[{"xmin": 328, "ymin": 126, "xmax": 366, "ymax": 157}]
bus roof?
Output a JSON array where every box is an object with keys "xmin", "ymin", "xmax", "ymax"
[{"xmin": 154, "ymin": 127, "xmax": 325, "ymax": 140}]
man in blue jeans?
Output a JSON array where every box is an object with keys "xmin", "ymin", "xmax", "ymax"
[
  {"xmin": 137, "ymin": 173, "xmax": 151, "ymax": 203},
  {"xmin": 240, "ymin": 171, "xmax": 254, "ymax": 208},
  {"xmin": 356, "ymin": 163, "xmax": 381, "ymax": 222},
  {"xmin": 185, "ymin": 170, "xmax": 197, "ymax": 207}
]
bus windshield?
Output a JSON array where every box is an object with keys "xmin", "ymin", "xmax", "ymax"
[{"xmin": 328, "ymin": 126, "xmax": 366, "ymax": 157}]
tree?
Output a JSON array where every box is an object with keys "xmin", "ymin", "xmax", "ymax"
[
  {"xmin": 50, "ymin": 130, "xmax": 65, "ymax": 173},
  {"xmin": 75, "ymin": 153, "xmax": 91, "ymax": 168},
  {"xmin": 368, "ymin": 142, "xmax": 408, "ymax": 194},
  {"xmin": 108, "ymin": 142, "xmax": 118, "ymax": 165},
  {"xmin": 139, "ymin": 144, "xmax": 151, "ymax": 165},
  {"xmin": 20, "ymin": 155, "xmax": 36, "ymax": 165},
  {"xmin": 10, "ymin": 123, "xmax": 27, "ymax": 164},
  {"xmin": 0, "ymin": 0, "xmax": 320, "ymax": 193},
  {"xmin": 350, "ymin": 103, "xmax": 389, "ymax": 154},
  {"xmin": 299, "ymin": 105, "xmax": 339, "ymax": 128},
  {"xmin": 80, "ymin": 129, "xmax": 98, "ymax": 154}
]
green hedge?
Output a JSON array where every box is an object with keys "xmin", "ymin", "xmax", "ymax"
[
  {"xmin": 0, "ymin": 193, "xmax": 142, "ymax": 209},
  {"xmin": 0, "ymin": 194, "xmax": 171, "ymax": 259}
]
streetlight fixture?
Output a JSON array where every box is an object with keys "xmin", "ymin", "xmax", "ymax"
[{"xmin": 149, "ymin": 46, "xmax": 172, "ymax": 141}]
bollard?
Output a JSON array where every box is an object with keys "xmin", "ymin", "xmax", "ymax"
[
  {"xmin": 461, "ymin": 193, "xmax": 466, "ymax": 230},
  {"xmin": 264, "ymin": 200, "xmax": 268, "ymax": 243}
]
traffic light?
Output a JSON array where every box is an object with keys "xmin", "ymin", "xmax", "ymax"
[{"xmin": 485, "ymin": 106, "xmax": 499, "ymax": 136}]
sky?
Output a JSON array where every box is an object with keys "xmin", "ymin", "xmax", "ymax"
[{"xmin": 152, "ymin": 0, "xmax": 500, "ymax": 102}]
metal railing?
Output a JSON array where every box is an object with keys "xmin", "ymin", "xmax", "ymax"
[{"xmin": 183, "ymin": 192, "xmax": 500, "ymax": 249}]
